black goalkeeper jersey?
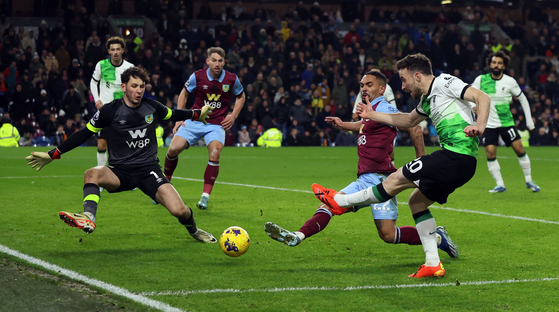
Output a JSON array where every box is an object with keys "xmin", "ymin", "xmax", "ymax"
[{"xmin": 87, "ymin": 98, "xmax": 171, "ymax": 167}]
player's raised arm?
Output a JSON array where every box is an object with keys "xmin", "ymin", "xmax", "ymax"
[
  {"xmin": 357, "ymin": 98, "xmax": 427, "ymax": 129},
  {"xmin": 325, "ymin": 117, "xmax": 362, "ymax": 132}
]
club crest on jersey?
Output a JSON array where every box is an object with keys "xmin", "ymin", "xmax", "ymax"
[
  {"xmin": 145, "ymin": 114, "xmax": 154, "ymax": 124},
  {"xmin": 222, "ymin": 85, "xmax": 230, "ymax": 92}
]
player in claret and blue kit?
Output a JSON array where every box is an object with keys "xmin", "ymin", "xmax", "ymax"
[
  {"xmin": 164, "ymin": 47, "xmax": 245, "ymax": 210},
  {"xmin": 26, "ymin": 67, "xmax": 217, "ymax": 243}
]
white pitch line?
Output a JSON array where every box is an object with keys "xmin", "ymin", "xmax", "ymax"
[
  {"xmin": 140, "ymin": 277, "xmax": 559, "ymax": 296},
  {"xmin": 427, "ymin": 205, "xmax": 559, "ymax": 225},
  {"xmin": 494, "ymin": 156, "xmax": 559, "ymax": 162},
  {"xmin": 0, "ymin": 175, "xmax": 82, "ymax": 179},
  {"xmin": 173, "ymin": 177, "xmax": 559, "ymax": 225},
  {"xmin": 3, "ymin": 175, "xmax": 558, "ymax": 225},
  {"xmin": 0, "ymin": 244, "xmax": 185, "ymax": 312}
]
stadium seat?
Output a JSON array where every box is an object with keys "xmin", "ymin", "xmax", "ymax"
[{"xmin": 33, "ymin": 136, "xmax": 51, "ymax": 147}]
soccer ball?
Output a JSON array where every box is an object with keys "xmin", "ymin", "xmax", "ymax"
[{"xmin": 219, "ymin": 226, "xmax": 250, "ymax": 257}]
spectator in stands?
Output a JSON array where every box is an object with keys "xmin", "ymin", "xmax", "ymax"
[
  {"xmin": 344, "ymin": 24, "xmax": 361, "ymax": 46},
  {"xmin": 257, "ymin": 100, "xmax": 276, "ymax": 130},
  {"xmin": 300, "ymin": 130, "xmax": 314, "ymax": 146},
  {"xmin": 335, "ymin": 129, "xmax": 356, "ymax": 146},
  {"xmin": 61, "ymin": 85, "xmax": 82, "ymax": 119},
  {"xmin": 249, "ymin": 118, "xmax": 263, "ymax": 144},
  {"xmin": 534, "ymin": 127, "xmax": 552, "ymax": 145},
  {"xmin": 286, "ymin": 127, "xmax": 300, "ymax": 146},
  {"xmin": 317, "ymin": 78, "xmax": 331, "ymax": 105},
  {"xmin": 237, "ymin": 125, "xmax": 251, "ymax": 146},
  {"xmin": 310, "ymin": 89, "xmax": 323, "ymax": 117},
  {"xmin": 315, "ymin": 130, "xmax": 329, "ymax": 146},
  {"xmin": 53, "ymin": 124, "xmax": 66, "ymax": 145}
]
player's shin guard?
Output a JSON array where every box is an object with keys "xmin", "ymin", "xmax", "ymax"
[
  {"xmin": 164, "ymin": 154, "xmax": 178, "ymax": 181},
  {"xmin": 83, "ymin": 183, "xmax": 100, "ymax": 222},
  {"xmin": 298, "ymin": 208, "xmax": 332, "ymax": 239},
  {"xmin": 517, "ymin": 153, "xmax": 532, "ymax": 182},
  {"xmin": 203, "ymin": 161, "xmax": 219, "ymax": 194},
  {"xmin": 394, "ymin": 226, "xmax": 422, "ymax": 245},
  {"xmin": 178, "ymin": 208, "xmax": 198, "ymax": 235},
  {"xmin": 97, "ymin": 150, "xmax": 107, "ymax": 167},
  {"xmin": 413, "ymin": 209, "xmax": 440, "ymax": 266},
  {"xmin": 335, "ymin": 183, "xmax": 393, "ymax": 207}
]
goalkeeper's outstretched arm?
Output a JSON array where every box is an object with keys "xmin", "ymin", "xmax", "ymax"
[{"xmin": 26, "ymin": 127, "xmax": 96, "ymax": 171}]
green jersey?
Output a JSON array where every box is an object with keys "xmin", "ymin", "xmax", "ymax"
[
  {"xmin": 90, "ymin": 59, "xmax": 135, "ymax": 105},
  {"xmin": 472, "ymin": 73, "xmax": 523, "ymax": 129},
  {"xmin": 416, "ymin": 74, "xmax": 478, "ymax": 157}
]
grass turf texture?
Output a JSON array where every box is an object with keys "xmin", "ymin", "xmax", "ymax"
[{"xmin": 1, "ymin": 146, "xmax": 559, "ymax": 311}]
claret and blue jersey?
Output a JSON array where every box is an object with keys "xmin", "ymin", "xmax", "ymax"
[{"xmin": 185, "ymin": 68, "xmax": 244, "ymax": 125}]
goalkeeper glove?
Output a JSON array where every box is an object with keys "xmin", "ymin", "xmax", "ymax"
[
  {"xmin": 191, "ymin": 105, "xmax": 214, "ymax": 125},
  {"xmin": 25, "ymin": 148, "xmax": 61, "ymax": 171}
]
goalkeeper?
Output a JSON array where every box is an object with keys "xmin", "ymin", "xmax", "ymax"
[{"xmin": 26, "ymin": 67, "xmax": 217, "ymax": 243}]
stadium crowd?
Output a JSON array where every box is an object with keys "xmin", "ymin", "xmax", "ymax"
[{"xmin": 1, "ymin": 1, "xmax": 559, "ymax": 147}]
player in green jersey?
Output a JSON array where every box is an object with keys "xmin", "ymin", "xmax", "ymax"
[{"xmin": 471, "ymin": 51, "xmax": 540, "ymax": 193}]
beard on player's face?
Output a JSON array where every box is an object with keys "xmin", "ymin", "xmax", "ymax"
[{"xmin": 492, "ymin": 67, "xmax": 503, "ymax": 76}]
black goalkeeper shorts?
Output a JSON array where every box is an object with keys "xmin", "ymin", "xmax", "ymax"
[{"xmin": 107, "ymin": 163, "xmax": 170, "ymax": 200}]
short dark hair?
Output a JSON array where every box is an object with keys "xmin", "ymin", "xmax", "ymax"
[
  {"xmin": 395, "ymin": 53, "xmax": 433, "ymax": 76},
  {"xmin": 486, "ymin": 51, "xmax": 510, "ymax": 68},
  {"xmin": 364, "ymin": 70, "xmax": 387, "ymax": 86},
  {"xmin": 105, "ymin": 36, "xmax": 126, "ymax": 50},
  {"xmin": 121, "ymin": 67, "xmax": 150, "ymax": 85}
]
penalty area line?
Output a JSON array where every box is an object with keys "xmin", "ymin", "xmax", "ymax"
[
  {"xmin": 0, "ymin": 244, "xmax": 185, "ymax": 312},
  {"xmin": 140, "ymin": 277, "xmax": 559, "ymax": 296}
]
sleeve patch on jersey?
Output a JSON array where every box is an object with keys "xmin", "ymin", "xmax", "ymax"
[
  {"xmin": 87, "ymin": 122, "xmax": 102, "ymax": 133},
  {"xmin": 163, "ymin": 107, "xmax": 173, "ymax": 120}
]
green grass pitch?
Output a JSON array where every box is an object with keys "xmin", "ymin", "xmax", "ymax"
[{"xmin": 1, "ymin": 145, "xmax": 559, "ymax": 311}]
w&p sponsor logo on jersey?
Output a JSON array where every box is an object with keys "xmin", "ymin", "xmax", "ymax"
[
  {"xmin": 127, "ymin": 128, "xmax": 150, "ymax": 148},
  {"xmin": 204, "ymin": 94, "xmax": 222, "ymax": 108}
]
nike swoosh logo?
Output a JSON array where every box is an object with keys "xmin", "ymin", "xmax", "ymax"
[{"xmin": 429, "ymin": 232, "xmax": 436, "ymax": 235}]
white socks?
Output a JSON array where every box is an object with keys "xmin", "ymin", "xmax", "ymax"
[
  {"xmin": 294, "ymin": 231, "xmax": 306, "ymax": 240},
  {"xmin": 488, "ymin": 154, "xmax": 533, "ymax": 186},
  {"xmin": 416, "ymin": 218, "xmax": 440, "ymax": 266},
  {"xmin": 487, "ymin": 159, "xmax": 505, "ymax": 187},
  {"xmin": 334, "ymin": 186, "xmax": 382, "ymax": 207},
  {"xmin": 518, "ymin": 154, "xmax": 532, "ymax": 182}
]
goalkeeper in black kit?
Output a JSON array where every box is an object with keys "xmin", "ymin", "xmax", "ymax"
[{"xmin": 26, "ymin": 67, "xmax": 217, "ymax": 243}]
